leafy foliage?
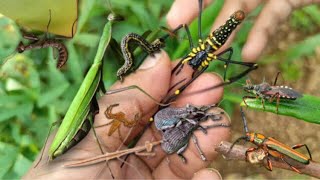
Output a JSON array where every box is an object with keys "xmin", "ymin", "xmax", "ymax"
[
  {"xmin": 0, "ymin": 0, "xmax": 319, "ymax": 178},
  {"xmin": 240, "ymin": 94, "xmax": 320, "ymax": 124}
]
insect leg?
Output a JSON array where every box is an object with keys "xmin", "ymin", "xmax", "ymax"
[
  {"xmin": 242, "ymin": 96, "xmax": 256, "ymax": 107},
  {"xmin": 206, "ymin": 113, "xmax": 223, "ymax": 122},
  {"xmin": 21, "ymin": 32, "xmax": 39, "ymax": 41},
  {"xmin": 269, "ymin": 92, "xmax": 280, "ymax": 112},
  {"xmin": 34, "ymin": 120, "xmax": 61, "ymax": 168},
  {"xmin": 117, "ymin": 124, "xmax": 124, "ymax": 143},
  {"xmin": 280, "ymin": 156, "xmax": 302, "ymax": 173},
  {"xmin": 183, "ymin": 63, "xmax": 258, "ymax": 97},
  {"xmin": 164, "ymin": 67, "xmax": 208, "ymax": 104},
  {"xmin": 170, "ymin": 24, "xmax": 195, "ymax": 76},
  {"xmin": 191, "ymin": 134, "xmax": 206, "ymax": 161},
  {"xmin": 266, "ymin": 157, "xmax": 273, "ymax": 171},
  {"xmin": 216, "ymin": 47, "xmax": 258, "ymax": 79},
  {"xmin": 176, "ymin": 143, "xmax": 188, "ymax": 163},
  {"xmin": 197, "ymin": 125, "xmax": 208, "ymax": 134},
  {"xmin": 292, "ymin": 144, "xmax": 312, "ymax": 160},
  {"xmin": 105, "ymin": 85, "xmax": 172, "ymax": 106},
  {"xmin": 217, "ymin": 47, "xmax": 234, "ymax": 81},
  {"xmin": 245, "ymin": 147, "xmax": 258, "ymax": 162},
  {"xmin": 201, "ymin": 123, "xmax": 231, "ymax": 129},
  {"xmin": 166, "ymin": 78, "xmax": 187, "ymax": 96}
]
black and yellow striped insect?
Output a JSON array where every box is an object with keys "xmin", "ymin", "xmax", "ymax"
[{"xmin": 163, "ymin": 6, "xmax": 258, "ymax": 103}]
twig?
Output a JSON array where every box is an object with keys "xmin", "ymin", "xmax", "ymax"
[
  {"xmin": 215, "ymin": 141, "xmax": 320, "ymax": 178},
  {"xmin": 64, "ymin": 140, "xmax": 162, "ymax": 168}
]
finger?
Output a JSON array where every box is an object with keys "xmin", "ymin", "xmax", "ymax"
[
  {"xmin": 242, "ymin": 0, "xmax": 320, "ymax": 61},
  {"xmin": 192, "ymin": 168, "xmax": 222, "ymax": 180},
  {"xmin": 94, "ymin": 50, "xmax": 172, "ymax": 151},
  {"xmin": 167, "ymin": 0, "xmax": 213, "ymax": 29},
  {"xmin": 210, "ymin": 0, "xmax": 262, "ymax": 53},
  {"xmin": 242, "ymin": 0, "xmax": 294, "ymax": 62}
]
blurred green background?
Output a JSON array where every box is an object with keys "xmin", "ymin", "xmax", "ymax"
[{"xmin": 0, "ymin": 0, "xmax": 319, "ymax": 178}]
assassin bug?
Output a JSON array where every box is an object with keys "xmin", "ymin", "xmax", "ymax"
[
  {"xmin": 229, "ymin": 107, "xmax": 312, "ymax": 173},
  {"xmin": 155, "ymin": 104, "xmax": 229, "ymax": 162},
  {"xmin": 16, "ymin": 9, "xmax": 76, "ymax": 69},
  {"xmin": 243, "ymin": 72, "xmax": 302, "ymax": 112}
]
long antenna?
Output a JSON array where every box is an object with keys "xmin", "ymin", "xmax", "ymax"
[
  {"xmin": 240, "ymin": 107, "xmax": 249, "ymax": 133},
  {"xmin": 198, "ymin": 0, "xmax": 203, "ymax": 40},
  {"xmin": 106, "ymin": 0, "xmax": 114, "ymax": 14}
]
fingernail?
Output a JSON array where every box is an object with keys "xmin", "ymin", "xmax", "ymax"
[
  {"xmin": 138, "ymin": 51, "xmax": 162, "ymax": 70},
  {"xmin": 207, "ymin": 168, "xmax": 222, "ymax": 180},
  {"xmin": 192, "ymin": 168, "xmax": 222, "ymax": 180}
]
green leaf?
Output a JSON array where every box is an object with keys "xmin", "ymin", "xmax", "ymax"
[
  {"xmin": 0, "ymin": 142, "xmax": 18, "ymax": 178},
  {"xmin": 73, "ymin": 33, "xmax": 100, "ymax": 47},
  {"xmin": 303, "ymin": 5, "xmax": 320, "ymax": 26},
  {"xmin": 13, "ymin": 154, "xmax": 32, "ymax": 176},
  {"xmin": 77, "ymin": 0, "xmax": 96, "ymax": 33},
  {"xmin": 261, "ymin": 34, "xmax": 320, "ymax": 64},
  {"xmin": 240, "ymin": 94, "xmax": 320, "ymax": 124},
  {"xmin": 0, "ymin": 0, "xmax": 78, "ymax": 37},
  {"xmin": 0, "ymin": 102, "xmax": 33, "ymax": 122}
]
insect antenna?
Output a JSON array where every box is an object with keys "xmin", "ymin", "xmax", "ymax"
[
  {"xmin": 0, "ymin": 52, "xmax": 17, "ymax": 67},
  {"xmin": 45, "ymin": 9, "xmax": 52, "ymax": 39},
  {"xmin": 198, "ymin": 0, "xmax": 203, "ymax": 40},
  {"xmin": 240, "ymin": 107, "xmax": 249, "ymax": 133},
  {"xmin": 273, "ymin": 71, "xmax": 285, "ymax": 86},
  {"xmin": 227, "ymin": 136, "xmax": 248, "ymax": 155}
]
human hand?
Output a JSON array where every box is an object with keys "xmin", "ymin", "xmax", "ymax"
[
  {"xmin": 23, "ymin": 51, "xmax": 230, "ymax": 179},
  {"xmin": 167, "ymin": 0, "xmax": 320, "ymax": 62}
]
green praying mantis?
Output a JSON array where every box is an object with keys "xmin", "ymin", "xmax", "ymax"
[{"xmin": 48, "ymin": 14, "xmax": 115, "ymax": 159}]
